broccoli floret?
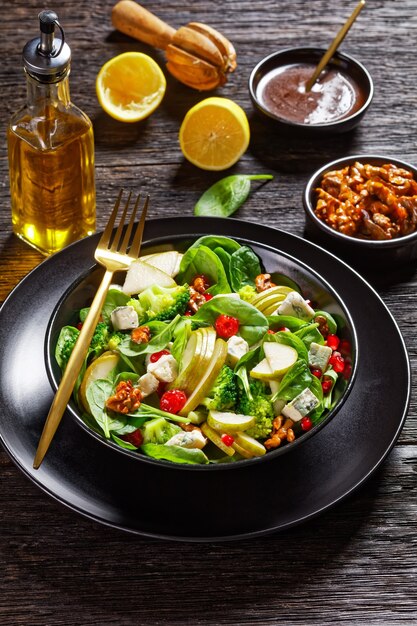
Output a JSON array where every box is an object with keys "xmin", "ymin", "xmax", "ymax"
[
  {"xmin": 136, "ymin": 284, "xmax": 190, "ymax": 322},
  {"xmin": 107, "ymin": 331, "xmax": 127, "ymax": 351},
  {"xmin": 89, "ymin": 321, "xmax": 110, "ymax": 357},
  {"xmin": 236, "ymin": 378, "xmax": 274, "ymax": 440},
  {"xmin": 141, "ymin": 417, "xmax": 182, "ymax": 444},
  {"xmin": 126, "ymin": 298, "xmax": 147, "ymax": 323},
  {"xmin": 201, "ymin": 365, "xmax": 238, "ymax": 411},
  {"xmin": 55, "ymin": 325, "xmax": 80, "ymax": 369},
  {"xmin": 238, "ymin": 285, "xmax": 257, "ymax": 302}
]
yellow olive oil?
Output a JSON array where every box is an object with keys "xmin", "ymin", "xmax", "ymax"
[{"xmin": 8, "ymin": 11, "xmax": 96, "ymax": 256}]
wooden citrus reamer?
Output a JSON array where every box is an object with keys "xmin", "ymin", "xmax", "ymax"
[{"xmin": 112, "ymin": 0, "xmax": 237, "ymax": 90}]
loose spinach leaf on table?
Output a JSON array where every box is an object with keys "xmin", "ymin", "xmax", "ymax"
[{"xmin": 194, "ymin": 175, "xmax": 273, "ymax": 217}]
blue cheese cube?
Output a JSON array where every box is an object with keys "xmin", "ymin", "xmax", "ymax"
[
  {"xmin": 226, "ymin": 335, "xmax": 249, "ymax": 366},
  {"xmin": 165, "ymin": 430, "xmax": 207, "ymax": 449},
  {"xmin": 308, "ymin": 342, "xmax": 332, "ymax": 372},
  {"xmin": 147, "ymin": 354, "xmax": 178, "ymax": 383},
  {"xmin": 276, "ymin": 292, "xmax": 315, "ymax": 320},
  {"xmin": 110, "ymin": 305, "xmax": 139, "ymax": 330},
  {"xmin": 282, "ymin": 387, "xmax": 320, "ymax": 422},
  {"xmin": 138, "ymin": 372, "xmax": 159, "ymax": 397}
]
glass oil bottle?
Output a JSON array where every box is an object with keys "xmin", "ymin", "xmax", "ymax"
[{"xmin": 8, "ymin": 10, "xmax": 95, "ymax": 255}]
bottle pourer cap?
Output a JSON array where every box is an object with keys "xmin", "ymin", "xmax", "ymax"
[{"xmin": 22, "ymin": 10, "xmax": 71, "ymax": 82}]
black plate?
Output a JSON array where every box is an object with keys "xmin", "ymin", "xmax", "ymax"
[{"xmin": 0, "ymin": 218, "xmax": 410, "ymax": 541}]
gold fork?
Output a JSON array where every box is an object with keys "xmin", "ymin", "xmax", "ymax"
[{"xmin": 33, "ymin": 190, "xmax": 149, "ymax": 469}]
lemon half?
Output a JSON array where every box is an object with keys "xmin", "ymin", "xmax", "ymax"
[{"xmin": 179, "ymin": 97, "xmax": 250, "ymax": 170}]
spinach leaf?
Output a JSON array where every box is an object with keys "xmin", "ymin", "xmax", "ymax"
[
  {"xmin": 229, "ymin": 246, "xmax": 262, "ymax": 291},
  {"xmin": 141, "ymin": 443, "xmax": 209, "ymax": 465},
  {"xmin": 309, "ymin": 376, "xmax": 324, "ymax": 424},
  {"xmin": 117, "ymin": 315, "xmax": 181, "ymax": 357},
  {"xmin": 191, "ymin": 295, "xmax": 268, "ymax": 345},
  {"xmin": 101, "ymin": 288, "xmax": 130, "ymax": 324},
  {"xmin": 264, "ymin": 330, "xmax": 309, "ymax": 362},
  {"xmin": 295, "ymin": 323, "xmax": 324, "ymax": 349},
  {"xmin": 267, "ymin": 315, "xmax": 308, "ymax": 332},
  {"xmin": 86, "ymin": 378, "xmax": 121, "ymax": 438},
  {"xmin": 271, "ymin": 360, "xmax": 313, "ymax": 403},
  {"xmin": 186, "ymin": 235, "xmax": 241, "ymax": 255},
  {"xmin": 55, "ymin": 325, "xmax": 79, "ymax": 369},
  {"xmin": 177, "ymin": 245, "xmax": 231, "ymax": 295},
  {"xmin": 194, "ymin": 174, "xmax": 273, "ymax": 217},
  {"xmin": 111, "ymin": 433, "xmax": 138, "ymax": 450},
  {"xmin": 213, "ymin": 247, "xmax": 232, "ymax": 285}
]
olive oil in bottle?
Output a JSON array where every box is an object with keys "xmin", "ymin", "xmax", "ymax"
[{"xmin": 8, "ymin": 10, "xmax": 95, "ymax": 256}]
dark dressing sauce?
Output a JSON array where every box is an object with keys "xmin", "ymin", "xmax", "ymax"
[{"xmin": 257, "ymin": 63, "xmax": 366, "ymax": 124}]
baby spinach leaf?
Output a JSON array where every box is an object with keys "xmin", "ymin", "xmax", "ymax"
[
  {"xmin": 186, "ymin": 235, "xmax": 241, "ymax": 255},
  {"xmin": 177, "ymin": 245, "xmax": 231, "ymax": 295},
  {"xmin": 170, "ymin": 318, "xmax": 192, "ymax": 368},
  {"xmin": 229, "ymin": 246, "xmax": 262, "ymax": 291},
  {"xmin": 264, "ymin": 330, "xmax": 309, "ymax": 362},
  {"xmin": 267, "ymin": 315, "xmax": 307, "ymax": 332},
  {"xmin": 295, "ymin": 323, "xmax": 324, "ymax": 349},
  {"xmin": 191, "ymin": 295, "xmax": 268, "ymax": 345},
  {"xmin": 86, "ymin": 378, "xmax": 118, "ymax": 438},
  {"xmin": 309, "ymin": 376, "xmax": 324, "ymax": 424},
  {"xmin": 194, "ymin": 174, "xmax": 273, "ymax": 217},
  {"xmin": 117, "ymin": 315, "xmax": 181, "ymax": 357},
  {"xmin": 101, "ymin": 288, "xmax": 130, "ymax": 324},
  {"xmin": 111, "ymin": 433, "xmax": 138, "ymax": 450},
  {"xmin": 213, "ymin": 247, "xmax": 232, "ymax": 285},
  {"xmin": 271, "ymin": 360, "xmax": 312, "ymax": 403},
  {"xmin": 55, "ymin": 325, "xmax": 79, "ymax": 369}
]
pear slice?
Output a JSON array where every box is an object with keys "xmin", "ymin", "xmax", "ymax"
[
  {"xmin": 207, "ymin": 411, "xmax": 255, "ymax": 433},
  {"xmin": 140, "ymin": 251, "xmax": 183, "ymax": 277},
  {"xmin": 170, "ymin": 327, "xmax": 216, "ymax": 394},
  {"xmin": 263, "ymin": 342, "xmax": 298, "ymax": 376},
  {"xmin": 250, "ymin": 357, "xmax": 275, "ymax": 381},
  {"xmin": 79, "ymin": 351, "xmax": 120, "ymax": 413},
  {"xmin": 201, "ymin": 422, "xmax": 235, "ymax": 456},
  {"xmin": 234, "ymin": 432, "xmax": 267, "ymax": 457},
  {"xmin": 122, "ymin": 260, "xmax": 176, "ymax": 295},
  {"xmin": 269, "ymin": 380, "xmax": 286, "ymax": 415},
  {"xmin": 179, "ymin": 338, "xmax": 228, "ymax": 415},
  {"xmin": 231, "ymin": 439, "xmax": 254, "ymax": 459},
  {"xmin": 250, "ymin": 286, "xmax": 295, "ymax": 309}
]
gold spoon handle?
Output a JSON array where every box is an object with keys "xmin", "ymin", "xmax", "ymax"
[{"xmin": 305, "ymin": 0, "xmax": 366, "ymax": 92}]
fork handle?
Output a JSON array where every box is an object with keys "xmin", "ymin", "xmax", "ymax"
[{"xmin": 33, "ymin": 269, "xmax": 115, "ymax": 469}]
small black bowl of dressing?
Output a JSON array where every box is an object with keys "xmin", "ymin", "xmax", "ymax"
[{"xmin": 249, "ymin": 47, "xmax": 373, "ymax": 135}]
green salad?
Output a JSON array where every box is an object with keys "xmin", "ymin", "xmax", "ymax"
[{"xmin": 56, "ymin": 235, "xmax": 353, "ymax": 465}]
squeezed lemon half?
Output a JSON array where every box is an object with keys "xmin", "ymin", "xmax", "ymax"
[{"xmin": 96, "ymin": 52, "xmax": 166, "ymax": 122}]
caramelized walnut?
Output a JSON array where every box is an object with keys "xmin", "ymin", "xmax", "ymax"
[
  {"xmin": 131, "ymin": 326, "xmax": 151, "ymax": 344},
  {"xmin": 106, "ymin": 380, "xmax": 143, "ymax": 414}
]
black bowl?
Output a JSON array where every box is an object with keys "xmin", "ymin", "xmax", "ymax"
[
  {"xmin": 303, "ymin": 154, "xmax": 417, "ymax": 269},
  {"xmin": 249, "ymin": 47, "xmax": 373, "ymax": 135},
  {"xmin": 45, "ymin": 232, "xmax": 358, "ymax": 470}
]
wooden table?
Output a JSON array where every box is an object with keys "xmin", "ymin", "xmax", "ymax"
[{"xmin": 1, "ymin": 1, "xmax": 416, "ymax": 624}]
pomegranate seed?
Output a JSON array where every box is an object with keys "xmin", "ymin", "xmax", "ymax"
[
  {"xmin": 160, "ymin": 389, "xmax": 187, "ymax": 414},
  {"xmin": 326, "ymin": 334, "xmax": 340, "ymax": 351},
  {"xmin": 121, "ymin": 429, "xmax": 143, "ymax": 447},
  {"xmin": 267, "ymin": 329, "xmax": 276, "ymax": 334},
  {"xmin": 343, "ymin": 362, "xmax": 352, "ymax": 380},
  {"xmin": 149, "ymin": 349, "xmax": 170, "ymax": 363},
  {"xmin": 215, "ymin": 314, "xmax": 239, "ymax": 339},
  {"xmin": 184, "ymin": 310, "xmax": 193, "ymax": 316},
  {"xmin": 339, "ymin": 339, "xmax": 351, "ymax": 356},
  {"xmin": 321, "ymin": 379, "xmax": 333, "ymax": 394},
  {"xmin": 310, "ymin": 367, "xmax": 322, "ymax": 378},
  {"xmin": 203, "ymin": 293, "xmax": 213, "ymax": 301},
  {"xmin": 76, "ymin": 321, "xmax": 83, "ymax": 330},
  {"xmin": 300, "ymin": 416, "xmax": 313, "ymax": 431},
  {"xmin": 221, "ymin": 433, "xmax": 235, "ymax": 446},
  {"xmin": 329, "ymin": 351, "xmax": 345, "ymax": 373}
]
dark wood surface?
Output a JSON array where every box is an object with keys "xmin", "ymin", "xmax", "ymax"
[{"xmin": 1, "ymin": 1, "xmax": 417, "ymax": 624}]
